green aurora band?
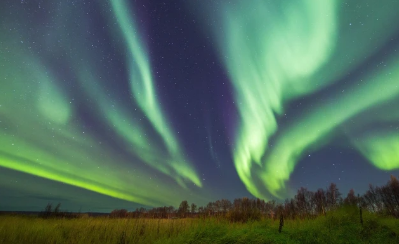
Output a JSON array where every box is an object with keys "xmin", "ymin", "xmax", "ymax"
[
  {"xmin": 108, "ymin": 0, "xmax": 201, "ymax": 188},
  {"xmin": 1, "ymin": 0, "xmax": 399, "ymax": 207},
  {"xmin": 0, "ymin": 0, "xmax": 201, "ymax": 207},
  {"xmin": 196, "ymin": 0, "xmax": 399, "ymax": 198},
  {"xmin": 353, "ymin": 131, "xmax": 399, "ymax": 171}
]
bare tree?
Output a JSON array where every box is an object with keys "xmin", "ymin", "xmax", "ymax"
[
  {"xmin": 313, "ymin": 188, "xmax": 326, "ymax": 215},
  {"xmin": 190, "ymin": 203, "xmax": 197, "ymax": 215},
  {"xmin": 178, "ymin": 200, "xmax": 189, "ymax": 218},
  {"xmin": 378, "ymin": 175, "xmax": 399, "ymax": 217},
  {"xmin": 326, "ymin": 183, "xmax": 341, "ymax": 210},
  {"xmin": 344, "ymin": 189, "xmax": 357, "ymax": 206},
  {"xmin": 295, "ymin": 187, "xmax": 314, "ymax": 218},
  {"xmin": 54, "ymin": 203, "xmax": 61, "ymax": 213},
  {"xmin": 220, "ymin": 199, "xmax": 232, "ymax": 215},
  {"xmin": 110, "ymin": 209, "xmax": 128, "ymax": 218},
  {"xmin": 362, "ymin": 184, "xmax": 382, "ymax": 213}
]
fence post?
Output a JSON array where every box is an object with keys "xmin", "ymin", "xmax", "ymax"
[{"xmin": 279, "ymin": 214, "xmax": 284, "ymax": 233}]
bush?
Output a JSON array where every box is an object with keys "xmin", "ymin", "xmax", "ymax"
[{"xmin": 110, "ymin": 209, "xmax": 128, "ymax": 218}]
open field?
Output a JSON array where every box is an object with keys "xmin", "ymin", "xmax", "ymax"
[{"xmin": 0, "ymin": 207, "xmax": 398, "ymax": 244}]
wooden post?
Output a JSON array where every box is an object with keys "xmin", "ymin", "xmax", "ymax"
[
  {"xmin": 279, "ymin": 214, "xmax": 284, "ymax": 233},
  {"xmin": 358, "ymin": 194, "xmax": 363, "ymax": 226}
]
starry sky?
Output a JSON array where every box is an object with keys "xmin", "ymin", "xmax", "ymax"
[{"xmin": 1, "ymin": 0, "xmax": 399, "ymax": 212}]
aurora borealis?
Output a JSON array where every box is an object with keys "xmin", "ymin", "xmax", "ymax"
[{"xmin": 1, "ymin": 0, "xmax": 399, "ymax": 212}]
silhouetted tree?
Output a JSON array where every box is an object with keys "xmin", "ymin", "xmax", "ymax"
[
  {"xmin": 378, "ymin": 175, "xmax": 399, "ymax": 217},
  {"xmin": 206, "ymin": 202, "xmax": 215, "ymax": 217},
  {"xmin": 362, "ymin": 184, "xmax": 382, "ymax": 213},
  {"xmin": 54, "ymin": 203, "xmax": 61, "ymax": 213},
  {"xmin": 284, "ymin": 198, "xmax": 297, "ymax": 219},
  {"xmin": 228, "ymin": 197, "xmax": 261, "ymax": 222},
  {"xmin": 178, "ymin": 200, "xmax": 189, "ymax": 218},
  {"xmin": 104, "ymin": 175, "xmax": 399, "ymax": 221},
  {"xmin": 295, "ymin": 187, "xmax": 314, "ymax": 218},
  {"xmin": 191, "ymin": 203, "xmax": 197, "ymax": 215},
  {"xmin": 220, "ymin": 199, "xmax": 232, "ymax": 215},
  {"xmin": 40, "ymin": 203, "xmax": 53, "ymax": 218},
  {"xmin": 326, "ymin": 183, "xmax": 341, "ymax": 210},
  {"xmin": 313, "ymin": 188, "xmax": 326, "ymax": 215},
  {"xmin": 110, "ymin": 209, "xmax": 128, "ymax": 218},
  {"xmin": 344, "ymin": 189, "xmax": 357, "ymax": 205}
]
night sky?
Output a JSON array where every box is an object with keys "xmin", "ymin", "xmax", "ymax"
[{"xmin": 1, "ymin": 0, "xmax": 399, "ymax": 212}]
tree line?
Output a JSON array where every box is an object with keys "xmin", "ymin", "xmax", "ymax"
[
  {"xmin": 39, "ymin": 203, "xmax": 88, "ymax": 218},
  {"xmin": 110, "ymin": 175, "xmax": 399, "ymax": 222}
]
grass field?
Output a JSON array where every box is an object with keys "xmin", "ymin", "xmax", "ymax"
[{"xmin": 0, "ymin": 207, "xmax": 398, "ymax": 244}]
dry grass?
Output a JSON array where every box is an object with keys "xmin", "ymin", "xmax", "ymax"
[{"xmin": 0, "ymin": 208, "xmax": 398, "ymax": 244}]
